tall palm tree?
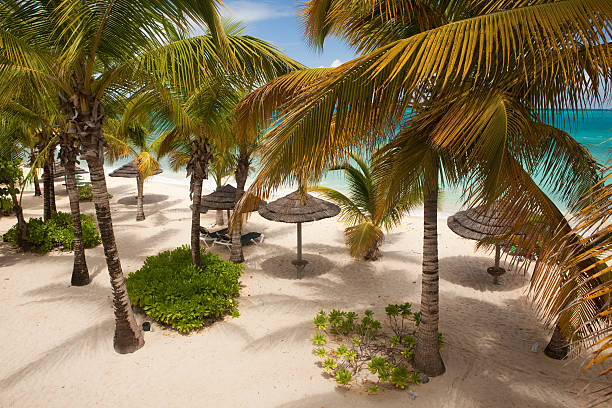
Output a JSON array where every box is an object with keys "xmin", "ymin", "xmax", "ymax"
[
  {"xmin": 235, "ymin": 0, "xmax": 610, "ymax": 375},
  {"xmin": 0, "ymin": 90, "xmax": 92, "ymax": 286},
  {"xmin": 106, "ymin": 111, "xmax": 162, "ymax": 221},
  {"xmin": 311, "ymin": 152, "xmax": 417, "ymax": 260},
  {"xmin": 531, "ymin": 164, "xmax": 611, "ymax": 389},
  {"xmin": 0, "ymin": 0, "xmax": 232, "ymax": 353},
  {"xmin": 128, "ymin": 21, "xmax": 302, "ymax": 266}
]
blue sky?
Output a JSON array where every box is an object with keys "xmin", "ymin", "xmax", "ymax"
[{"xmin": 220, "ymin": 0, "xmax": 358, "ymax": 67}]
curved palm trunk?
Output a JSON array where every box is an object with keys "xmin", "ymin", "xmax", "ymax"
[
  {"xmin": 136, "ymin": 175, "xmax": 145, "ymax": 221},
  {"xmin": 33, "ymin": 175, "xmax": 42, "ymax": 197},
  {"xmin": 230, "ymin": 155, "xmax": 249, "ymax": 263},
  {"xmin": 414, "ymin": 168, "xmax": 446, "ymax": 377},
  {"xmin": 188, "ymin": 135, "xmax": 213, "ymax": 267},
  {"xmin": 67, "ymin": 86, "xmax": 143, "ymax": 354},
  {"xmin": 544, "ymin": 323, "xmax": 569, "ymax": 360},
  {"xmin": 59, "ymin": 134, "xmax": 89, "ymax": 286},
  {"xmin": 10, "ymin": 192, "xmax": 28, "ymax": 249},
  {"xmin": 30, "ymin": 152, "xmax": 41, "ymax": 197},
  {"xmin": 43, "ymin": 153, "xmax": 57, "ymax": 220}
]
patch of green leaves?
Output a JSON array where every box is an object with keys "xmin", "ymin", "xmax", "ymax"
[
  {"xmin": 335, "ymin": 368, "xmax": 352, "ymax": 385},
  {"xmin": 125, "ymin": 246, "xmax": 243, "ymax": 333}
]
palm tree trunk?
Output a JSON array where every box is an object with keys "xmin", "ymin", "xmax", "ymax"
[
  {"xmin": 33, "ymin": 174, "xmax": 41, "ymax": 197},
  {"xmin": 67, "ymin": 86, "xmax": 143, "ymax": 354},
  {"xmin": 544, "ymin": 323, "xmax": 569, "ymax": 360},
  {"xmin": 136, "ymin": 175, "xmax": 145, "ymax": 221},
  {"xmin": 215, "ymin": 178, "xmax": 224, "ymax": 226},
  {"xmin": 30, "ymin": 152, "xmax": 41, "ymax": 197},
  {"xmin": 188, "ymin": 133, "xmax": 213, "ymax": 267},
  {"xmin": 43, "ymin": 159, "xmax": 54, "ymax": 221},
  {"xmin": 64, "ymin": 162, "xmax": 90, "ymax": 286},
  {"xmin": 10, "ymin": 192, "xmax": 28, "ymax": 249},
  {"xmin": 191, "ymin": 173, "xmax": 204, "ymax": 266},
  {"xmin": 230, "ymin": 154, "xmax": 249, "ymax": 263},
  {"xmin": 60, "ymin": 133, "xmax": 90, "ymax": 286},
  {"xmin": 414, "ymin": 167, "xmax": 446, "ymax": 377}
]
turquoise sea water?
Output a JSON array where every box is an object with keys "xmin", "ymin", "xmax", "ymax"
[{"xmin": 108, "ymin": 110, "xmax": 612, "ymax": 212}]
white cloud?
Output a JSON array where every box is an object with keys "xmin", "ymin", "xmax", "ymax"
[
  {"xmin": 222, "ymin": 1, "xmax": 294, "ymax": 23},
  {"xmin": 318, "ymin": 59, "xmax": 343, "ymax": 68}
]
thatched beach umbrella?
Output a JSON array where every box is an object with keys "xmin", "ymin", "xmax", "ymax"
[
  {"xmin": 258, "ymin": 191, "xmax": 340, "ymax": 279},
  {"xmin": 195, "ymin": 184, "xmax": 264, "ymax": 227},
  {"xmin": 109, "ymin": 161, "xmax": 162, "ymax": 221},
  {"xmin": 447, "ymin": 206, "xmax": 513, "ymax": 284}
]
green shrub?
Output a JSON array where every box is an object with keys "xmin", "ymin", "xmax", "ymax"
[
  {"xmin": 0, "ymin": 196, "xmax": 13, "ymax": 215},
  {"xmin": 126, "ymin": 246, "xmax": 243, "ymax": 333},
  {"xmin": 78, "ymin": 184, "xmax": 112, "ymax": 201},
  {"xmin": 2, "ymin": 211, "xmax": 101, "ymax": 253}
]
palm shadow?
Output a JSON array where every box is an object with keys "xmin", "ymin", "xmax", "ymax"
[{"xmin": 439, "ymin": 255, "xmax": 528, "ymax": 292}]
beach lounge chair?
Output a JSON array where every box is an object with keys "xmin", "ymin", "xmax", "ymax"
[
  {"xmin": 199, "ymin": 227, "xmax": 228, "ymax": 248},
  {"xmin": 213, "ymin": 232, "xmax": 264, "ymax": 249}
]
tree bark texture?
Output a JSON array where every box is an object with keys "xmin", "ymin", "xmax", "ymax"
[
  {"xmin": 43, "ymin": 146, "xmax": 57, "ymax": 221},
  {"xmin": 230, "ymin": 154, "xmax": 249, "ymax": 263},
  {"xmin": 414, "ymin": 167, "xmax": 446, "ymax": 377},
  {"xmin": 10, "ymin": 192, "xmax": 28, "ymax": 249},
  {"xmin": 187, "ymin": 135, "xmax": 213, "ymax": 267},
  {"xmin": 59, "ymin": 133, "xmax": 90, "ymax": 286},
  {"xmin": 30, "ymin": 152, "xmax": 41, "ymax": 197},
  {"xmin": 544, "ymin": 323, "xmax": 569, "ymax": 360},
  {"xmin": 66, "ymin": 82, "xmax": 143, "ymax": 354},
  {"xmin": 136, "ymin": 175, "xmax": 145, "ymax": 221}
]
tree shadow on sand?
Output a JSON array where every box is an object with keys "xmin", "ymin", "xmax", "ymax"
[
  {"xmin": 439, "ymin": 255, "xmax": 528, "ymax": 292},
  {"xmin": 116, "ymin": 194, "xmax": 169, "ymax": 205}
]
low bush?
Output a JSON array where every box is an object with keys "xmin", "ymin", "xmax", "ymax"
[
  {"xmin": 0, "ymin": 196, "xmax": 13, "ymax": 215},
  {"xmin": 126, "ymin": 246, "xmax": 243, "ymax": 333},
  {"xmin": 312, "ymin": 303, "xmax": 443, "ymax": 393},
  {"xmin": 2, "ymin": 211, "xmax": 101, "ymax": 253},
  {"xmin": 78, "ymin": 184, "xmax": 112, "ymax": 202}
]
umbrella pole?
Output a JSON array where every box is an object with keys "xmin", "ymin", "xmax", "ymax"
[
  {"xmin": 293, "ymin": 222, "xmax": 305, "ymax": 279},
  {"xmin": 495, "ymin": 244, "xmax": 501, "ymax": 268},
  {"xmin": 227, "ymin": 209, "xmax": 231, "ymax": 229}
]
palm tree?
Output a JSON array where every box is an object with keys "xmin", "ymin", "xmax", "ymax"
[
  {"xmin": 0, "ymin": 0, "xmax": 233, "ymax": 353},
  {"xmin": 235, "ymin": 0, "xmax": 610, "ymax": 375},
  {"xmin": 106, "ymin": 111, "xmax": 162, "ymax": 221},
  {"xmin": 0, "ymin": 91, "xmax": 91, "ymax": 286},
  {"xmin": 531, "ymin": 164, "xmax": 611, "ymax": 386},
  {"xmin": 129, "ymin": 21, "xmax": 302, "ymax": 266},
  {"xmin": 210, "ymin": 147, "xmax": 237, "ymax": 226},
  {"xmin": 310, "ymin": 152, "xmax": 417, "ymax": 260}
]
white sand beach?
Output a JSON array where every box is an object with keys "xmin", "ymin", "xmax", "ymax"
[{"xmin": 0, "ymin": 176, "xmax": 604, "ymax": 408}]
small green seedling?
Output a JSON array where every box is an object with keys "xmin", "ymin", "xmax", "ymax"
[
  {"xmin": 313, "ymin": 332, "xmax": 327, "ymax": 345},
  {"xmin": 315, "ymin": 347, "xmax": 326, "ymax": 358},
  {"xmin": 323, "ymin": 358, "xmax": 338, "ymax": 371},
  {"xmin": 335, "ymin": 368, "xmax": 352, "ymax": 385},
  {"xmin": 367, "ymin": 385, "xmax": 379, "ymax": 394}
]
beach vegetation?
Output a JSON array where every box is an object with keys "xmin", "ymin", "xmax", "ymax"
[
  {"xmin": 312, "ymin": 306, "xmax": 437, "ymax": 392},
  {"xmin": 236, "ymin": 0, "xmax": 609, "ymax": 377},
  {"xmin": 311, "ymin": 152, "xmax": 417, "ymax": 260},
  {"xmin": 0, "ymin": 196, "xmax": 13, "ymax": 215},
  {"xmin": 78, "ymin": 185, "xmax": 111, "ymax": 202},
  {"xmin": 3, "ymin": 211, "xmax": 100, "ymax": 253},
  {"xmin": 0, "ymin": 155, "xmax": 28, "ymax": 248},
  {"xmin": 126, "ymin": 246, "xmax": 243, "ymax": 333}
]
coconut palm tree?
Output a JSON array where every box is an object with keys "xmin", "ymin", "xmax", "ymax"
[
  {"xmin": 0, "ymin": 90, "xmax": 92, "ymax": 286},
  {"xmin": 0, "ymin": 0, "xmax": 234, "ymax": 353},
  {"xmin": 126, "ymin": 21, "xmax": 302, "ymax": 266},
  {"xmin": 105, "ymin": 111, "xmax": 162, "ymax": 221},
  {"xmin": 531, "ymin": 164, "xmax": 611, "ymax": 388},
  {"xmin": 235, "ymin": 0, "xmax": 611, "ymax": 375},
  {"xmin": 310, "ymin": 152, "xmax": 418, "ymax": 260}
]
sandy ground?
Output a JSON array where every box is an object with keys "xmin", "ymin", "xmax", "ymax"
[{"xmin": 0, "ymin": 175, "xmax": 604, "ymax": 408}]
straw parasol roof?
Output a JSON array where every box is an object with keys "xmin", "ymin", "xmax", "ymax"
[
  {"xmin": 53, "ymin": 162, "xmax": 88, "ymax": 178},
  {"xmin": 447, "ymin": 206, "xmax": 513, "ymax": 241},
  {"xmin": 108, "ymin": 161, "xmax": 162, "ymax": 178},
  {"xmin": 258, "ymin": 191, "xmax": 340, "ymax": 223},
  {"xmin": 198, "ymin": 184, "xmax": 265, "ymax": 212}
]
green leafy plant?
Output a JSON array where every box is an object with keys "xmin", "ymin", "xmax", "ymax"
[
  {"xmin": 0, "ymin": 196, "xmax": 13, "ymax": 215},
  {"xmin": 313, "ymin": 332, "xmax": 327, "ymax": 345},
  {"xmin": 322, "ymin": 358, "xmax": 337, "ymax": 371},
  {"xmin": 125, "ymin": 246, "xmax": 243, "ymax": 333},
  {"xmin": 78, "ymin": 184, "xmax": 112, "ymax": 201},
  {"xmin": 2, "ymin": 212, "xmax": 101, "ymax": 253},
  {"xmin": 312, "ymin": 304, "xmax": 438, "ymax": 393},
  {"xmin": 335, "ymin": 368, "xmax": 352, "ymax": 386}
]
